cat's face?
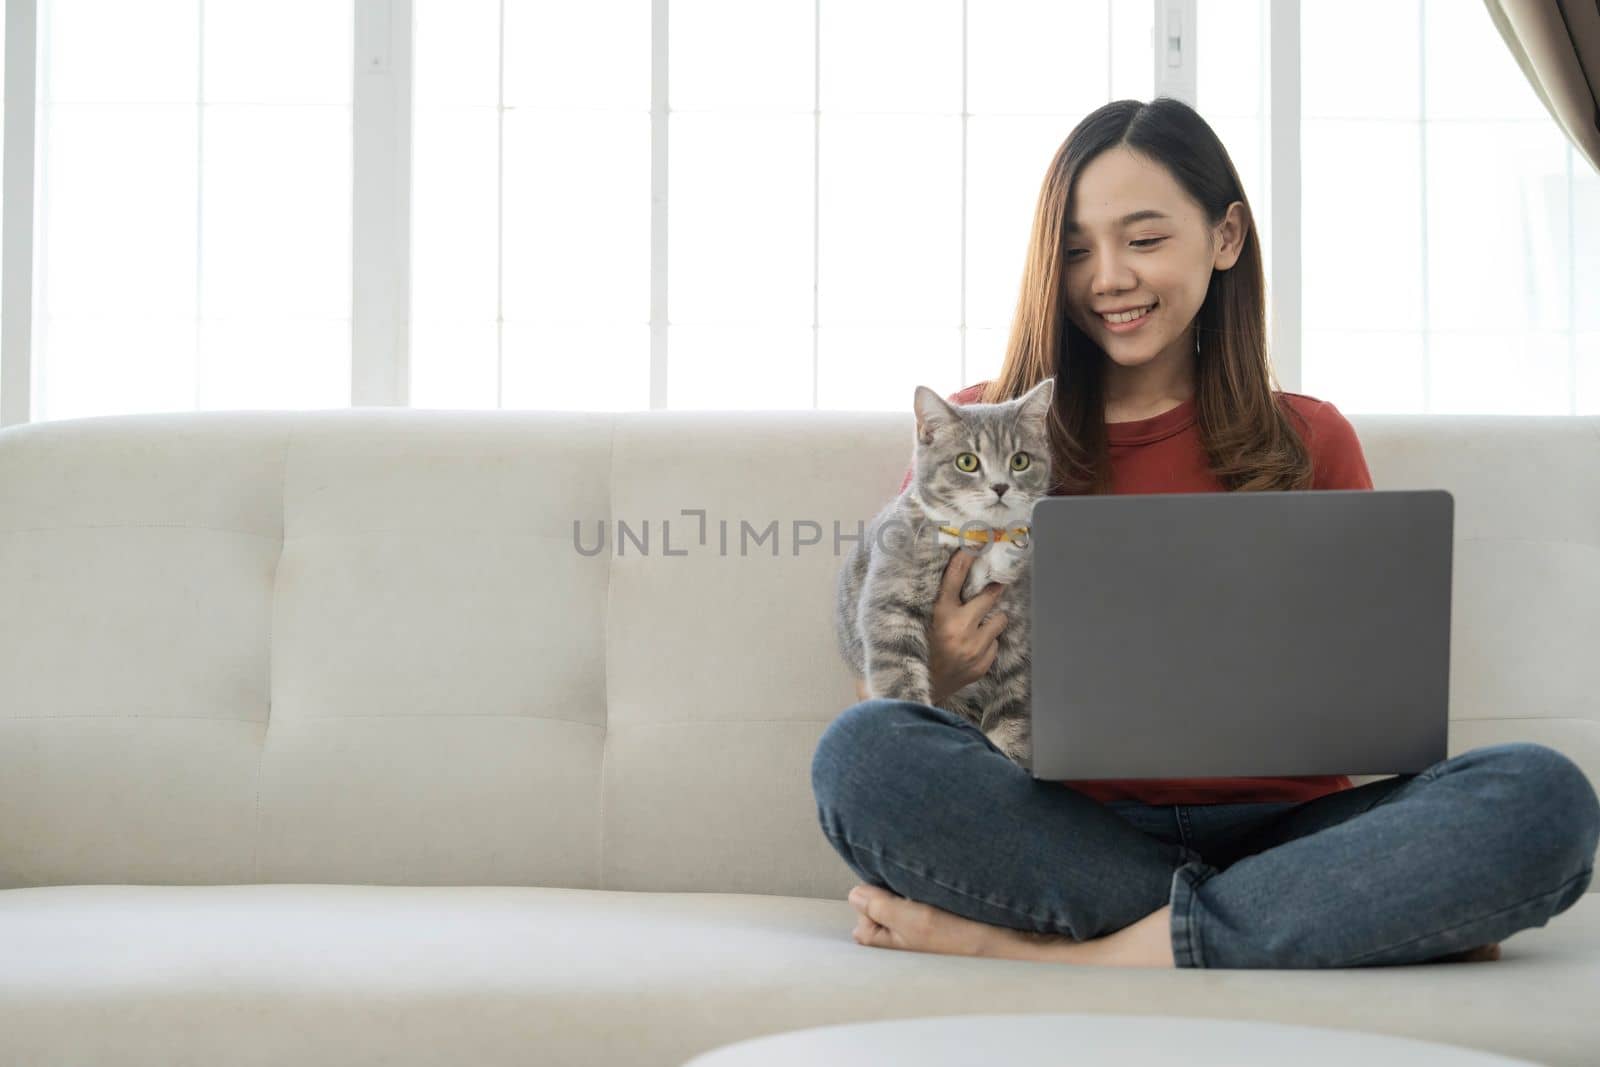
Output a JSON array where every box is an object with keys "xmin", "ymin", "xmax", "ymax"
[{"xmin": 910, "ymin": 379, "xmax": 1054, "ymax": 528}]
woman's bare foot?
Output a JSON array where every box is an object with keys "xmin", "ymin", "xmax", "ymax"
[{"xmin": 846, "ymin": 883, "xmax": 1015, "ymax": 958}]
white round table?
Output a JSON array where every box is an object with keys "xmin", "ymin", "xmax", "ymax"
[{"xmin": 681, "ymin": 1014, "xmax": 1539, "ymax": 1066}]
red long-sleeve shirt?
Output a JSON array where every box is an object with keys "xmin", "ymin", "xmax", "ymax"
[{"xmin": 898, "ymin": 381, "xmax": 1374, "ymax": 806}]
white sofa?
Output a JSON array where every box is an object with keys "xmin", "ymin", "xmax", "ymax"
[{"xmin": 0, "ymin": 405, "xmax": 1596, "ymax": 1067}]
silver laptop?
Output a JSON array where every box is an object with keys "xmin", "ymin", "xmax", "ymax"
[{"xmin": 1026, "ymin": 489, "xmax": 1453, "ymax": 781}]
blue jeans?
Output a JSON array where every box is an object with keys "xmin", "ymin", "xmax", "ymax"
[{"xmin": 811, "ymin": 699, "xmax": 1600, "ymax": 969}]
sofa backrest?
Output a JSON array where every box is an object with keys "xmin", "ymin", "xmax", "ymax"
[{"xmin": 1, "ymin": 408, "xmax": 1597, "ymax": 896}]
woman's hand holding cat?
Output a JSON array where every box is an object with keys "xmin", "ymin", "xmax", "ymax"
[{"xmin": 928, "ymin": 548, "xmax": 1008, "ymax": 707}]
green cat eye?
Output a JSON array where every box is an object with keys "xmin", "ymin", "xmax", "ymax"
[
  {"xmin": 954, "ymin": 452, "xmax": 979, "ymax": 473},
  {"xmin": 1010, "ymin": 452, "xmax": 1031, "ymax": 472}
]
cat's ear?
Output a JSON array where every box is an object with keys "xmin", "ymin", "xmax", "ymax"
[
  {"xmin": 1015, "ymin": 376, "xmax": 1055, "ymax": 427},
  {"xmin": 913, "ymin": 385, "xmax": 959, "ymax": 445}
]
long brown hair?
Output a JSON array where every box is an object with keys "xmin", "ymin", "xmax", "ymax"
[{"xmin": 979, "ymin": 97, "xmax": 1314, "ymax": 496}]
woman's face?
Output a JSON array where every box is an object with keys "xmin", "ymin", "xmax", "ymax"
[{"xmin": 1062, "ymin": 146, "xmax": 1245, "ymax": 384}]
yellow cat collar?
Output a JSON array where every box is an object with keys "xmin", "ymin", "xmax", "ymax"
[{"xmin": 937, "ymin": 524, "xmax": 1030, "ymax": 543}]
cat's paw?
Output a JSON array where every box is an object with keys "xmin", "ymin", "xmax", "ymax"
[
  {"xmin": 961, "ymin": 568, "xmax": 1009, "ymax": 602},
  {"xmin": 881, "ymin": 686, "xmax": 932, "ymax": 707},
  {"xmin": 983, "ymin": 723, "xmax": 1031, "ymax": 767}
]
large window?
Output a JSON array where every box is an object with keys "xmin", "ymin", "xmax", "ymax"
[
  {"xmin": 2, "ymin": 0, "xmax": 1594, "ymax": 424},
  {"xmin": 1299, "ymin": 0, "xmax": 1597, "ymax": 415},
  {"xmin": 411, "ymin": 0, "xmax": 1157, "ymax": 412},
  {"xmin": 15, "ymin": 0, "xmax": 352, "ymax": 424}
]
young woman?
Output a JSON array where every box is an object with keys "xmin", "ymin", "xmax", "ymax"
[{"xmin": 812, "ymin": 97, "xmax": 1599, "ymax": 969}]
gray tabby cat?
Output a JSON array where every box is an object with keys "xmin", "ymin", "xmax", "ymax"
[{"xmin": 834, "ymin": 377, "xmax": 1054, "ymax": 767}]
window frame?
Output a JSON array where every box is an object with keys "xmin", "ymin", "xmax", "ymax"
[{"xmin": 0, "ymin": 0, "xmax": 1302, "ymax": 424}]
